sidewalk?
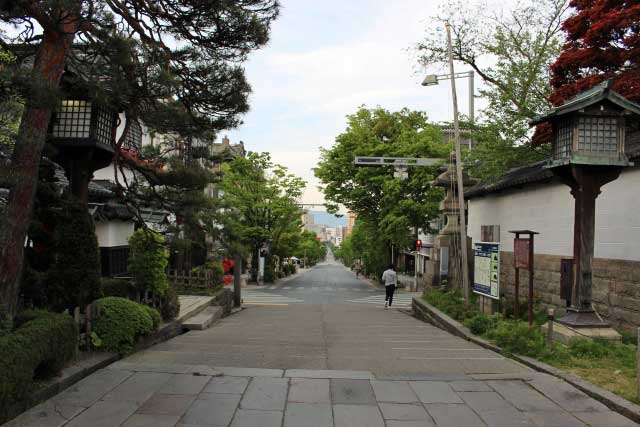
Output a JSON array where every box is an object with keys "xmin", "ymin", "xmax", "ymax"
[{"xmin": 6, "ymin": 363, "xmax": 634, "ymax": 427}]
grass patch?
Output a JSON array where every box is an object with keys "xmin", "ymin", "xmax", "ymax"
[{"xmin": 422, "ymin": 289, "xmax": 638, "ymax": 404}]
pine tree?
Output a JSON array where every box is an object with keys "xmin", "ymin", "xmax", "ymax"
[{"xmin": 0, "ymin": 1, "xmax": 279, "ymax": 317}]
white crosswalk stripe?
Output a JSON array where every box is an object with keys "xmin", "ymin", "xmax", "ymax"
[
  {"xmin": 242, "ymin": 290, "xmax": 304, "ymax": 305},
  {"xmin": 346, "ymin": 293, "xmax": 415, "ymax": 308}
]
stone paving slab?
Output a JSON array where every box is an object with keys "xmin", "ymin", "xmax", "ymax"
[
  {"xmin": 409, "ymin": 381, "xmax": 464, "ymax": 404},
  {"xmin": 122, "ymin": 414, "xmax": 181, "ymax": 427},
  {"xmin": 288, "ymin": 378, "xmax": 331, "ymax": 403},
  {"xmin": 102, "ymin": 372, "xmax": 173, "ymax": 405},
  {"xmin": 284, "ymin": 403, "xmax": 333, "ymax": 427},
  {"xmin": 64, "ymin": 401, "xmax": 138, "ymax": 427},
  {"xmin": 231, "ymin": 409, "xmax": 282, "ymax": 427},
  {"xmin": 333, "ymin": 404, "xmax": 385, "ymax": 427},
  {"xmin": 370, "ymin": 380, "xmax": 419, "ymax": 403},
  {"xmin": 181, "ymin": 393, "xmax": 241, "ymax": 426},
  {"xmin": 330, "ymin": 379, "xmax": 377, "ymax": 405},
  {"xmin": 240, "ymin": 377, "xmax": 288, "ymax": 411},
  {"xmin": 204, "ymin": 376, "xmax": 250, "ymax": 395}
]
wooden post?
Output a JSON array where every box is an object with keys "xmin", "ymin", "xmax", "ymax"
[
  {"xmin": 234, "ymin": 253, "xmax": 242, "ymax": 308},
  {"xmin": 547, "ymin": 309, "xmax": 555, "ymax": 349},
  {"xmin": 85, "ymin": 304, "xmax": 92, "ymax": 352},
  {"xmin": 529, "ymin": 234, "xmax": 535, "ymax": 327},
  {"xmin": 514, "ymin": 267, "xmax": 520, "ymax": 320}
]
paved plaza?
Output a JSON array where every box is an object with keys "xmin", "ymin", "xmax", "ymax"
[{"xmin": 4, "ymin": 263, "xmax": 638, "ymax": 426}]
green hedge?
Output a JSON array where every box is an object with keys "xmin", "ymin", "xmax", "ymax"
[
  {"xmin": 142, "ymin": 305, "xmax": 162, "ymax": 329},
  {"xmin": 0, "ymin": 311, "xmax": 77, "ymax": 417},
  {"xmin": 93, "ymin": 297, "xmax": 155, "ymax": 354}
]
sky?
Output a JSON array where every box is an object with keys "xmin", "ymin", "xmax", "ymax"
[{"xmin": 225, "ymin": 0, "xmax": 489, "ymax": 211}]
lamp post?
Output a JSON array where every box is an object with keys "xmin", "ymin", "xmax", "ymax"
[{"xmin": 422, "ymin": 70, "xmax": 475, "ymax": 125}]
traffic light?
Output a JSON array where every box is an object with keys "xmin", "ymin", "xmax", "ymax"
[{"xmin": 415, "ymin": 239, "xmax": 422, "ymax": 251}]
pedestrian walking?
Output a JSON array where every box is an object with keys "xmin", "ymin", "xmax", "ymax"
[{"xmin": 381, "ymin": 264, "xmax": 397, "ymax": 309}]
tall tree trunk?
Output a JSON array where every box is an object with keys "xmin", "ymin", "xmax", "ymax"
[{"xmin": 0, "ymin": 22, "xmax": 78, "ymax": 318}]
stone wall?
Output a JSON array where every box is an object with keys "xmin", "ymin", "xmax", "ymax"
[{"xmin": 498, "ymin": 251, "xmax": 640, "ymax": 331}]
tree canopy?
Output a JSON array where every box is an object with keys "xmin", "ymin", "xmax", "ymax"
[
  {"xmin": 217, "ymin": 152, "xmax": 306, "ymax": 279},
  {"xmin": 549, "ymin": 0, "xmax": 640, "ymax": 106},
  {"xmin": 315, "ymin": 107, "xmax": 449, "ymax": 276},
  {"xmin": 416, "ymin": 0, "xmax": 567, "ymax": 179}
]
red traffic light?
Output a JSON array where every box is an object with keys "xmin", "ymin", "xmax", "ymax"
[{"xmin": 415, "ymin": 239, "xmax": 422, "ymax": 251}]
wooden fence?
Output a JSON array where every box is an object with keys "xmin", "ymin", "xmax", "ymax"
[{"xmin": 168, "ymin": 269, "xmax": 217, "ymax": 291}]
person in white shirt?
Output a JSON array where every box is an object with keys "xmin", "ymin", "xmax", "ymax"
[{"xmin": 381, "ymin": 264, "xmax": 397, "ymax": 309}]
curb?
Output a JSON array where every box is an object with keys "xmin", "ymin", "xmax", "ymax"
[{"xmin": 412, "ymin": 296, "xmax": 640, "ymax": 424}]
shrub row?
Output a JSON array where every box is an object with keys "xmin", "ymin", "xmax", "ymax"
[{"xmin": 0, "ymin": 311, "xmax": 77, "ymax": 418}]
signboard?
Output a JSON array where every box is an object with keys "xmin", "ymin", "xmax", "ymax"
[
  {"xmin": 473, "ymin": 242, "xmax": 500, "ymax": 299},
  {"xmin": 513, "ymin": 238, "xmax": 531, "ymax": 269}
]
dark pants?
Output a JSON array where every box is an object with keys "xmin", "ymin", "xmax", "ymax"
[{"xmin": 385, "ymin": 285, "xmax": 396, "ymax": 306}]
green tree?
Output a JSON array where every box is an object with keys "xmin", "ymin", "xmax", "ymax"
[
  {"xmin": 416, "ymin": 0, "xmax": 566, "ymax": 178},
  {"xmin": 128, "ymin": 229, "xmax": 169, "ymax": 296},
  {"xmin": 315, "ymin": 106, "xmax": 448, "ymax": 276},
  {"xmin": 294, "ymin": 231, "xmax": 326, "ymax": 266},
  {"xmin": 218, "ymin": 152, "xmax": 305, "ymax": 281}
]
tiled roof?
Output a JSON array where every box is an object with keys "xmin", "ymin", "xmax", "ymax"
[{"xmin": 465, "ymin": 161, "xmax": 555, "ymax": 199}]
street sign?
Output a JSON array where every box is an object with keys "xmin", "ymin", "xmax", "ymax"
[
  {"xmin": 354, "ymin": 157, "xmax": 441, "ymax": 167},
  {"xmin": 473, "ymin": 242, "xmax": 500, "ymax": 300},
  {"xmin": 514, "ymin": 238, "xmax": 531, "ymax": 269}
]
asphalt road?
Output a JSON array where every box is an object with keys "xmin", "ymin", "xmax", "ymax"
[{"xmin": 241, "ymin": 259, "xmax": 418, "ymax": 308}]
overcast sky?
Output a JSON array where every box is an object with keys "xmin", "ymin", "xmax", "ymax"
[{"xmin": 225, "ymin": 0, "xmax": 493, "ymax": 209}]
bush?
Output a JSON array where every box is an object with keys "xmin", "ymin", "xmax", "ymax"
[
  {"xmin": 423, "ymin": 289, "xmax": 478, "ymax": 322},
  {"xmin": 101, "ymin": 278, "xmax": 135, "ymax": 298},
  {"xmin": 465, "ymin": 314, "xmax": 493, "ymax": 335},
  {"xmin": 142, "ymin": 305, "xmax": 162, "ymax": 329},
  {"xmin": 485, "ymin": 320, "xmax": 546, "ymax": 357},
  {"xmin": 0, "ymin": 311, "xmax": 77, "ymax": 418},
  {"xmin": 264, "ymin": 263, "xmax": 275, "ymax": 283},
  {"xmin": 129, "ymin": 229, "xmax": 169, "ymax": 296},
  {"xmin": 46, "ymin": 196, "xmax": 101, "ymax": 311},
  {"xmin": 160, "ymin": 286, "xmax": 180, "ymax": 321},
  {"xmin": 93, "ymin": 297, "xmax": 154, "ymax": 354}
]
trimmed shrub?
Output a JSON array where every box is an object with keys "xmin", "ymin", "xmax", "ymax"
[
  {"xmin": 0, "ymin": 311, "xmax": 77, "ymax": 417},
  {"xmin": 129, "ymin": 229, "xmax": 169, "ymax": 296},
  {"xmin": 101, "ymin": 278, "xmax": 135, "ymax": 298},
  {"xmin": 93, "ymin": 297, "xmax": 154, "ymax": 354},
  {"xmin": 465, "ymin": 314, "xmax": 492, "ymax": 335},
  {"xmin": 47, "ymin": 196, "xmax": 101, "ymax": 311},
  {"xmin": 160, "ymin": 285, "xmax": 180, "ymax": 321},
  {"xmin": 142, "ymin": 305, "xmax": 162, "ymax": 329}
]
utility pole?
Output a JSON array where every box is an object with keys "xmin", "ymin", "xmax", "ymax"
[{"xmin": 446, "ymin": 21, "xmax": 471, "ymax": 304}]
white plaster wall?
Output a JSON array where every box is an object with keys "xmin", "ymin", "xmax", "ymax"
[
  {"xmin": 467, "ymin": 168, "xmax": 640, "ymax": 261},
  {"xmin": 95, "ymin": 221, "xmax": 135, "ymax": 247}
]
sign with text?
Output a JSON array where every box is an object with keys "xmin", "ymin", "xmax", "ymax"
[
  {"xmin": 473, "ymin": 242, "xmax": 500, "ymax": 300},
  {"xmin": 513, "ymin": 238, "xmax": 531, "ymax": 269}
]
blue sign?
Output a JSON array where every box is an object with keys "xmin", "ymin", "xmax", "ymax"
[{"xmin": 473, "ymin": 242, "xmax": 500, "ymax": 299}]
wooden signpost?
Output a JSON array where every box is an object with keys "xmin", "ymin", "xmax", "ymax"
[{"xmin": 509, "ymin": 230, "xmax": 538, "ymax": 327}]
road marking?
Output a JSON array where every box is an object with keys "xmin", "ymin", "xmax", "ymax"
[
  {"xmin": 283, "ymin": 286, "xmax": 291, "ymax": 289},
  {"xmin": 242, "ymin": 290, "xmax": 304, "ymax": 305},
  {"xmin": 346, "ymin": 294, "xmax": 415, "ymax": 308},
  {"xmin": 269, "ymin": 286, "xmax": 277, "ymax": 289}
]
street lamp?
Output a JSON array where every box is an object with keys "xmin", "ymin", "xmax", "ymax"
[{"xmin": 422, "ymin": 71, "xmax": 475, "ymax": 125}]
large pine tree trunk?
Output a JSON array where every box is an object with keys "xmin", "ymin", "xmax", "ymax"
[{"xmin": 0, "ymin": 22, "xmax": 78, "ymax": 318}]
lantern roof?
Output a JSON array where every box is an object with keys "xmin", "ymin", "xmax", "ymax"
[{"xmin": 530, "ymin": 80, "xmax": 640, "ymax": 126}]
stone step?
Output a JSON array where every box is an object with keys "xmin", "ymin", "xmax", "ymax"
[
  {"xmin": 177, "ymin": 295, "xmax": 215, "ymax": 323},
  {"xmin": 182, "ymin": 306, "xmax": 223, "ymax": 331}
]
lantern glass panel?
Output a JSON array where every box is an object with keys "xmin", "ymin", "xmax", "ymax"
[
  {"xmin": 94, "ymin": 106, "xmax": 116, "ymax": 146},
  {"xmin": 52, "ymin": 100, "xmax": 92, "ymax": 139},
  {"xmin": 554, "ymin": 120, "xmax": 573, "ymax": 160},
  {"xmin": 578, "ymin": 116, "xmax": 618, "ymax": 156},
  {"xmin": 124, "ymin": 120, "xmax": 142, "ymax": 150}
]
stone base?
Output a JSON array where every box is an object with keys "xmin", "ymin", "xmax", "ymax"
[
  {"xmin": 557, "ymin": 308, "xmax": 610, "ymax": 328},
  {"xmin": 542, "ymin": 321, "xmax": 622, "ymax": 345}
]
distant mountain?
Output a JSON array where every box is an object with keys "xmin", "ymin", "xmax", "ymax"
[{"xmin": 309, "ymin": 210, "xmax": 347, "ymax": 228}]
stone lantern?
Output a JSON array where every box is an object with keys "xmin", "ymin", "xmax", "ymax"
[
  {"xmin": 530, "ymin": 80, "xmax": 640, "ymax": 330},
  {"xmin": 429, "ymin": 152, "xmax": 476, "ymax": 289}
]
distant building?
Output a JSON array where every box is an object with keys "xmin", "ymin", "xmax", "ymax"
[
  {"xmin": 346, "ymin": 212, "xmax": 357, "ymax": 237},
  {"xmin": 302, "ymin": 211, "xmax": 315, "ymax": 232}
]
